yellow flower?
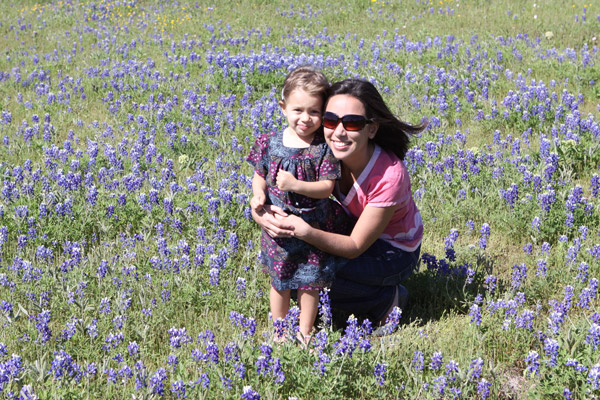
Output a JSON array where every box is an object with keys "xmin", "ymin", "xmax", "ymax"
[{"xmin": 178, "ymin": 155, "xmax": 189, "ymax": 165}]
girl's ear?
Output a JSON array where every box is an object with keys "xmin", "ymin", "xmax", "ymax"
[{"xmin": 278, "ymin": 100, "xmax": 286, "ymax": 111}]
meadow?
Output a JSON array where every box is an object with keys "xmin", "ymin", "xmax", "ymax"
[{"xmin": 0, "ymin": 0, "xmax": 599, "ymax": 398}]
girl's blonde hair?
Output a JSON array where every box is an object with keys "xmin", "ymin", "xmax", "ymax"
[{"xmin": 281, "ymin": 65, "xmax": 329, "ymax": 105}]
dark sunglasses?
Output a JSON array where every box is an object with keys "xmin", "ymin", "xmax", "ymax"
[{"xmin": 322, "ymin": 112, "xmax": 373, "ymax": 131}]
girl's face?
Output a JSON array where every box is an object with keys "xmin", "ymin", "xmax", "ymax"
[
  {"xmin": 323, "ymin": 94, "xmax": 377, "ymax": 165},
  {"xmin": 279, "ymin": 89, "xmax": 323, "ymax": 144}
]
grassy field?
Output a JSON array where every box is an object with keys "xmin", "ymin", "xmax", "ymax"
[{"xmin": 0, "ymin": 0, "xmax": 599, "ymax": 398}]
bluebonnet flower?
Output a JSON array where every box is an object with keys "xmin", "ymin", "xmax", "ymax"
[
  {"xmin": 578, "ymin": 287, "xmax": 594, "ymax": 309},
  {"xmin": 134, "ymin": 361, "xmax": 148, "ymax": 391},
  {"xmin": 477, "ymin": 378, "xmax": 491, "ymax": 399},
  {"xmin": 271, "ymin": 357, "xmax": 285, "ymax": 384},
  {"xmin": 467, "ymin": 357, "xmax": 484, "ymax": 381},
  {"xmin": 524, "ymin": 350, "xmax": 540, "ymax": 376},
  {"xmin": 255, "ymin": 344, "xmax": 273, "ymax": 377},
  {"xmin": 171, "ymin": 380, "xmax": 187, "ymax": 399},
  {"xmin": 99, "ymin": 298, "xmax": 111, "ymax": 314},
  {"xmin": 588, "ymin": 364, "xmax": 600, "ymax": 390},
  {"xmin": 241, "ymin": 386, "xmax": 261, "ymax": 400},
  {"xmin": 563, "ymin": 387, "xmax": 573, "ymax": 399},
  {"xmin": 59, "ymin": 317, "xmax": 79, "ymax": 342},
  {"xmin": 229, "ymin": 311, "xmax": 256, "ymax": 339},
  {"xmin": 209, "ymin": 267, "xmax": 220, "ymax": 286},
  {"xmin": 586, "ymin": 324, "xmax": 600, "ymax": 350},
  {"xmin": 430, "ymin": 351, "xmax": 443, "ymax": 371},
  {"xmin": 541, "ymin": 242, "xmax": 551, "ymax": 255},
  {"xmin": 0, "ymin": 354, "xmax": 23, "ymax": 391},
  {"xmin": 318, "ymin": 288, "xmax": 332, "ymax": 329},
  {"xmin": 538, "ymin": 189, "xmax": 556, "ymax": 213},
  {"xmin": 285, "ymin": 306, "xmax": 300, "ymax": 336},
  {"xmin": 469, "ymin": 303, "xmax": 481, "ymax": 326},
  {"xmin": 167, "ymin": 355, "xmax": 178, "ymax": 372},
  {"xmin": 500, "ymin": 183, "xmax": 519, "ymax": 208},
  {"xmin": 235, "ymin": 277, "xmax": 246, "ymax": 298},
  {"xmin": 565, "ymin": 359, "xmax": 588, "ymax": 373},
  {"xmin": 168, "ymin": 327, "xmax": 192, "ymax": 349},
  {"xmin": 128, "ymin": 342, "xmax": 140, "ymax": 358},
  {"xmin": 86, "ymin": 319, "xmax": 98, "ymax": 338},
  {"xmin": 374, "ymin": 363, "xmax": 387, "ymax": 386},
  {"xmin": 432, "ymin": 375, "xmax": 447, "ymax": 396},
  {"xmin": 35, "ymin": 309, "xmax": 52, "ymax": 343},
  {"xmin": 19, "ymin": 384, "xmax": 38, "ymax": 399},
  {"xmin": 313, "ymin": 352, "xmax": 331, "ymax": 376},
  {"xmin": 515, "ymin": 309, "xmax": 535, "ymax": 331},
  {"xmin": 50, "ymin": 350, "xmax": 81, "ymax": 382},
  {"xmin": 220, "ymin": 342, "xmax": 239, "ymax": 365},
  {"xmin": 444, "ymin": 228, "xmax": 459, "ymax": 261},
  {"xmin": 445, "ymin": 359, "xmax": 459, "ymax": 380},
  {"xmin": 511, "ymin": 263, "xmax": 527, "ymax": 290},
  {"xmin": 150, "ymin": 368, "xmax": 167, "ymax": 396},
  {"xmin": 591, "ymin": 174, "xmax": 600, "ymax": 198},
  {"xmin": 334, "ymin": 315, "xmax": 370, "ymax": 357},
  {"xmin": 536, "ymin": 259, "xmax": 547, "ymax": 277},
  {"xmin": 548, "ymin": 310, "xmax": 565, "ymax": 336},
  {"xmin": 379, "ymin": 306, "xmax": 402, "ymax": 335},
  {"xmin": 484, "ymin": 274, "xmax": 497, "ymax": 294},
  {"xmin": 543, "ymin": 338, "xmax": 560, "ymax": 367},
  {"xmin": 479, "ymin": 223, "xmax": 490, "ymax": 250}
]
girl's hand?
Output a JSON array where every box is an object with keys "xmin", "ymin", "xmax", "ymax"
[
  {"xmin": 250, "ymin": 193, "xmax": 266, "ymax": 213},
  {"xmin": 276, "ymin": 170, "xmax": 297, "ymax": 192}
]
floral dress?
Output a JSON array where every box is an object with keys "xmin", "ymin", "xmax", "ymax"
[{"xmin": 246, "ymin": 129, "xmax": 352, "ymax": 290}]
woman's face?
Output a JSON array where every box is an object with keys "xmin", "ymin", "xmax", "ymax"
[{"xmin": 323, "ymin": 94, "xmax": 377, "ymax": 165}]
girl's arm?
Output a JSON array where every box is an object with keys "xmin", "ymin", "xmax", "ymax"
[
  {"xmin": 250, "ymin": 172, "xmax": 268, "ymax": 212},
  {"xmin": 288, "ymin": 204, "xmax": 398, "ymax": 259},
  {"xmin": 251, "ymin": 171, "xmax": 294, "ymax": 237},
  {"xmin": 276, "ymin": 169, "xmax": 334, "ymax": 199}
]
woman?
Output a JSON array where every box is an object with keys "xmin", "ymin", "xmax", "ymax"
[{"xmin": 252, "ymin": 78, "xmax": 425, "ymax": 326}]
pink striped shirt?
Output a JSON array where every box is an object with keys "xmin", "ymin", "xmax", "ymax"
[{"xmin": 335, "ymin": 145, "xmax": 423, "ymax": 252}]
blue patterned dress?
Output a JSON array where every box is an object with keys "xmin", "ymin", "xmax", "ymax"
[{"xmin": 246, "ymin": 129, "xmax": 352, "ymax": 290}]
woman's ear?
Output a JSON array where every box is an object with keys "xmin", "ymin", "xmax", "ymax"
[{"xmin": 368, "ymin": 123, "xmax": 379, "ymax": 139}]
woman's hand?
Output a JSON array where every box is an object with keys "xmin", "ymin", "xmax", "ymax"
[
  {"xmin": 280, "ymin": 213, "xmax": 311, "ymax": 238},
  {"xmin": 252, "ymin": 204, "xmax": 295, "ymax": 238}
]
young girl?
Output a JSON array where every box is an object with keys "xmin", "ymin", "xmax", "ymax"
[{"xmin": 246, "ymin": 66, "xmax": 350, "ymax": 344}]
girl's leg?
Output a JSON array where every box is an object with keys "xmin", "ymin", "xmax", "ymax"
[
  {"xmin": 297, "ymin": 289, "xmax": 319, "ymax": 340},
  {"xmin": 270, "ymin": 286, "xmax": 291, "ymax": 323}
]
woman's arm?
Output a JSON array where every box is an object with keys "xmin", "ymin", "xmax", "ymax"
[
  {"xmin": 276, "ymin": 170, "xmax": 334, "ymax": 199},
  {"xmin": 291, "ymin": 204, "xmax": 398, "ymax": 259}
]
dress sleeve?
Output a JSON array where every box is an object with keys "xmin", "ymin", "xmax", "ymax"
[
  {"xmin": 245, "ymin": 132, "xmax": 271, "ymax": 178},
  {"xmin": 317, "ymin": 143, "xmax": 342, "ymax": 181}
]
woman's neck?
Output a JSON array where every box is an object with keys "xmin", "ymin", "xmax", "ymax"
[{"xmin": 339, "ymin": 142, "xmax": 375, "ymax": 189}]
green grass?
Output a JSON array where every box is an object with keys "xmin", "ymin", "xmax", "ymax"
[{"xmin": 0, "ymin": 0, "xmax": 599, "ymax": 398}]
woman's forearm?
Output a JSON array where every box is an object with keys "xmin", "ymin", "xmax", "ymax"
[
  {"xmin": 300, "ymin": 227, "xmax": 364, "ymax": 259},
  {"xmin": 294, "ymin": 205, "xmax": 397, "ymax": 259}
]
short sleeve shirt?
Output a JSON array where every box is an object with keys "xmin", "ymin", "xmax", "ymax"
[{"xmin": 335, "ymin": 145, "xmax": 423, "ymax": 252}]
